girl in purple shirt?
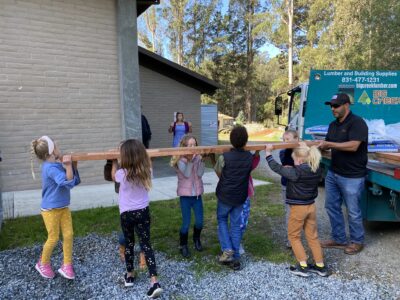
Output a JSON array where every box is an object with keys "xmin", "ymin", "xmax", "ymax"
[{"xmin": 111, "ymin": 139, "xmax": 162, "ymax": 298}]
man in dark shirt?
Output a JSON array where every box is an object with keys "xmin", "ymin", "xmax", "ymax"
[{"xmin": 319, "ymin": 93, "xmax": 368, "ymax": 255}]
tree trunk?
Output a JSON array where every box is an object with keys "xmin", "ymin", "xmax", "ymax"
[{"xmin": 246, "ymin": 0, "xmax": 255, "ymax": 122}]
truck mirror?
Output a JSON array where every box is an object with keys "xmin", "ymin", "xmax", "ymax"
[{"xmin": 275, "ymin": 96, "xmax": 283, "ymax": 115}]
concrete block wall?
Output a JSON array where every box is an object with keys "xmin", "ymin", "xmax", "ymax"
[
  {"xmin": 0, "ymin": 0, "xmax": 122, "ymax": 194},
  {"xmin": 140, "ymin": 66, "xmax": 202, "ymax": 148}
]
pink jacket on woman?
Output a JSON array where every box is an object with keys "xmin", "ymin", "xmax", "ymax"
[{"xmin": 176, "ymin": 156, "xmax": 204, "ymax": 197}]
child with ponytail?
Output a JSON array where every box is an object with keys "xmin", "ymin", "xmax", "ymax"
[
  {"xmin": 265, "ymin": 142, "xmax": 330, "ymax": 278},
  {"xmin": 31, "ymin": 136, "xmax": 80, "ymax": 280}
]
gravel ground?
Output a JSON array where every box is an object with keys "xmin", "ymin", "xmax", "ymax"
[
  {"xmin": 0, "ymin": 233, "xmax": 399, "ymax": 300},
  {"xmin": 1, "ymin": 149, "xmax": 399, "ymax": 299},
  {"xmin": 256, "ymin": 149, "xmax": 400, "ymax": 285}
]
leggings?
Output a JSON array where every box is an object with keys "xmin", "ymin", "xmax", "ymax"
[
  {"xmin": 41, "ymin": 208, "xmax": 73, "ymax": 264},
  {"xmin": 120, "ymin": 206, "xmax": 157, "ymax": 276}
]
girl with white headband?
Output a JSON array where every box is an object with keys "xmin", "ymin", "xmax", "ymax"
[{"xmin": 31, "ymin": 136, "xmax": 81, "ymax": 280}]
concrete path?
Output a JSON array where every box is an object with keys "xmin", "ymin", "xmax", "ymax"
[{"xmin": 3, "ymin": 169, "xmax": 270, "ymax": 219}]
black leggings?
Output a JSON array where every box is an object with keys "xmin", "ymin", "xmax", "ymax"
[{"xmin": 120, "ymin": 207, "xmax": 157, "ymax": 277}]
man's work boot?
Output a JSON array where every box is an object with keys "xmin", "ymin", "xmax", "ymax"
[
  {"xmin": 344, "ymin": 243, "xmax": 364, "ymax": 255},
  {"xmin": 320, "ymin": 240, "xmax": 348, "ymax": 249}
]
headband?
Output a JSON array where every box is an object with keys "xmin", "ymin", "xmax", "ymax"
[{"xmin": 40, "ymin": 136, "xmax": 54, "ymax": 155}]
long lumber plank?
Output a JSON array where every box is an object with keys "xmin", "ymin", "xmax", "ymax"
[
  {"xmin": 68, "ymin": 141, "xmax": 320, "ymax": 162},
  {"xmin": 375, "ymin": 152, "xmax": 400, "ymax": 162}
]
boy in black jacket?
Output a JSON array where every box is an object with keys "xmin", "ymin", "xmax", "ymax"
[
  {"xmin": 266, "ymin": 142, "xmax": 330, "ymax": 277},
  {"xmin": 213, "ymin": 126, "xmax": 253, "ymax": 271}
]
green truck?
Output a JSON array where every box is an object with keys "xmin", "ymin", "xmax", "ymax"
[{"xmin": 275, "ymin": 70, "xmax": 400, "ymax": 221}]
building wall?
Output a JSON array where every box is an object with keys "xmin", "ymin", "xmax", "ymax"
[
  {"xmin": 0, "ymin": 0, "xmax": 122, "ymax": 192},
  {"xmin": 139, "ymin": 66, "xmax": 202, "ymax": 148}
]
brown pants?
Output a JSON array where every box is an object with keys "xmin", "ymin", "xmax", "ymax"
[{"xmin": 288, "ymin": 203, "xmax": 323, "ymax": 263}]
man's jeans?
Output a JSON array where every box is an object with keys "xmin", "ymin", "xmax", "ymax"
[
  {"xmin": 217, "ymin": 200, "xmax": 243, "ymax": 259},
  {"xmin": 180, "ymin": 196, "xmax": 203, "ymax": 234},
  {"xmin": 325, "ymin": 170, "xmax": 366, "ymax": 244}
]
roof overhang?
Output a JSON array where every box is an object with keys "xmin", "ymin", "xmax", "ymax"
[
  {"xmin": 138, "ymin": 47, "xmax": 221, "ymax": 95},
  {"xmin": 137, "ymin": 0, "xmax": 160, "ymax": 16}
]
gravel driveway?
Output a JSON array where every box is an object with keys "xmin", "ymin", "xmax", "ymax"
[{"xmin": 0, "ymin": 233, "xmax": 399, "ymax": 300}]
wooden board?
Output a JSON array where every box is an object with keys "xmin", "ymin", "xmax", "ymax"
[
  {"xmin": 67, "ymin": 141, "xmax": 321, "ymax": 162},
  {"xmin": 375, "ymin": 152, "xmax": 400, "ymax": 161},
  {"xmin": 374, "ymin": 152, "xmax": 400, "ymax": 166},
  {"xmin": 367, "ymin": 160, "xmax": 399, "ymax": 177}
]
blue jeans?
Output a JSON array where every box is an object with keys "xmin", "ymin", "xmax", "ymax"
[
  {"xmin": 217, "ymin": 200, "xmax": 244, "ymax": 259},
  {"xmin": 240, "ymin": 197, "xmax": 251, "ymax": 235},
  {"xmin": 180, "ymin": 196, "xmax": 204, "ymax": 234},
  {"xmin": 325, "ymin": 170, "xmax": 366, "ymax": 244}
]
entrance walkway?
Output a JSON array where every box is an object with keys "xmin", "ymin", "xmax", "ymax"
[{"xmin": 3, "ymin": 168, "xmax": 270, "ymax": 219}]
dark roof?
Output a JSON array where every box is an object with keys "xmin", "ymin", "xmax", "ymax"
[
  {"xmin": 138, "ymin": 47, "xmax": 221, "ymax": 95},
  {"xmin": 137, "ymin": 1, "xmax": 160, "ymax": 16}
]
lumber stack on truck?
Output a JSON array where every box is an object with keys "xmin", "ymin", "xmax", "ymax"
[
  {"xmin": 67, "ymin": 141, "xmax": 321, "ymax": 162},
  {"xmin": 374, "ymin": 152, "xmax": 400, "ymax": 166}
]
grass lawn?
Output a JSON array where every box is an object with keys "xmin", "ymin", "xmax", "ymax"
[
  {"xmin": 0, "ymin": 182, "xmax": 293, "ymax": 272},
  {"xmin": 219, "ymin": 127, "xmax": 284, "ymax": 143}
]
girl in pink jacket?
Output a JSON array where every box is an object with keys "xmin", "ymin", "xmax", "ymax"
[{"xmin": 170, "ymin": 135, "xmax": 205, "ymax": 258}]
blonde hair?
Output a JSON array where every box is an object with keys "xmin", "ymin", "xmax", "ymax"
[
  {"xmin": 170, "ymin": 134, "xmax": 198, "ymax": 167},
  {"xmin": 30, "ymin": 137, "xmax": 52, "ymax": 179},
  {"xmin": 292, "ymin": 143, "xmax": 321, "ymax": 173},
  {"xmin": 120, "ymin": 139, "xmax": 152, "ymax": 191}
]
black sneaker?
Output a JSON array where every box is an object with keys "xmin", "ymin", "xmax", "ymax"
[
  {"xmin": 308, "ymin": 264, "xmax": 330, "ymax": 277},
  {"xmin": 124, "ymin": 273, "xmax": 135, "ymax": 287},
  {"xmin": 289, "ymin": 264, "xmax": 310, "ymax": 277},
  {"xmin": 147, "ymin": 282, "xmax": 163, "ymax": 299},
  {"xmin": 230, "ymin": 260, "xmax": 241, "ymax": 271}
]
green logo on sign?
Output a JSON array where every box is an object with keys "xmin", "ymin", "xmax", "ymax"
[{"xmin": 358, "ymin": 90, "xmax": 371, "ymax": 105}]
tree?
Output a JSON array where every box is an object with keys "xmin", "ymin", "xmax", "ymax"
[
  {"xmin": 185, "ymin": 0, "xmax": 219, "ymax": 69},
  {"xmin": 138, "ymin": 5, "xmax": 164, "ymax": 55},
  {"xmin": 163, "ymin": 0, "xmax": 189, "ymax": 65}
]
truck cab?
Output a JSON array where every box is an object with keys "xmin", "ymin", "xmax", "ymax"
[
  {"xmin": 275, "ymin": 70, "xmax": 400, "ymax": 221},
  {"xmin": 275, "ymin": 82, "xmax": 308, "ymax": 137}
]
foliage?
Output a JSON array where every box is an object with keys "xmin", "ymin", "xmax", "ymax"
[
  {"xmin": 138, "ymin": 0, "xmax": 400, "ymax": 126},
  {"xmin": 235, "ymin": 110, "xmax": 246, "ymax": 125}
]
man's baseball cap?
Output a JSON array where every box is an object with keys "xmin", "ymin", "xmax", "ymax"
[{"xmin": 324, "ymin": 93, "xmax": 351, "ymax": 106}]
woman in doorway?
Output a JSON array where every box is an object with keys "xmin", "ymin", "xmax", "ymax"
[{"xmin": 168, "ymin": 112, "xmax": 192, "ymax": 147}]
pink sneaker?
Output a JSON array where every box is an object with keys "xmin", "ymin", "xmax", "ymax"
[
  {"xmin": 58, "ymin": 264, "xmax": 75, "ymax": 280},
  {"xmin": 35, "ymin": 260, "xmax": 55, "ymax": 279}
]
